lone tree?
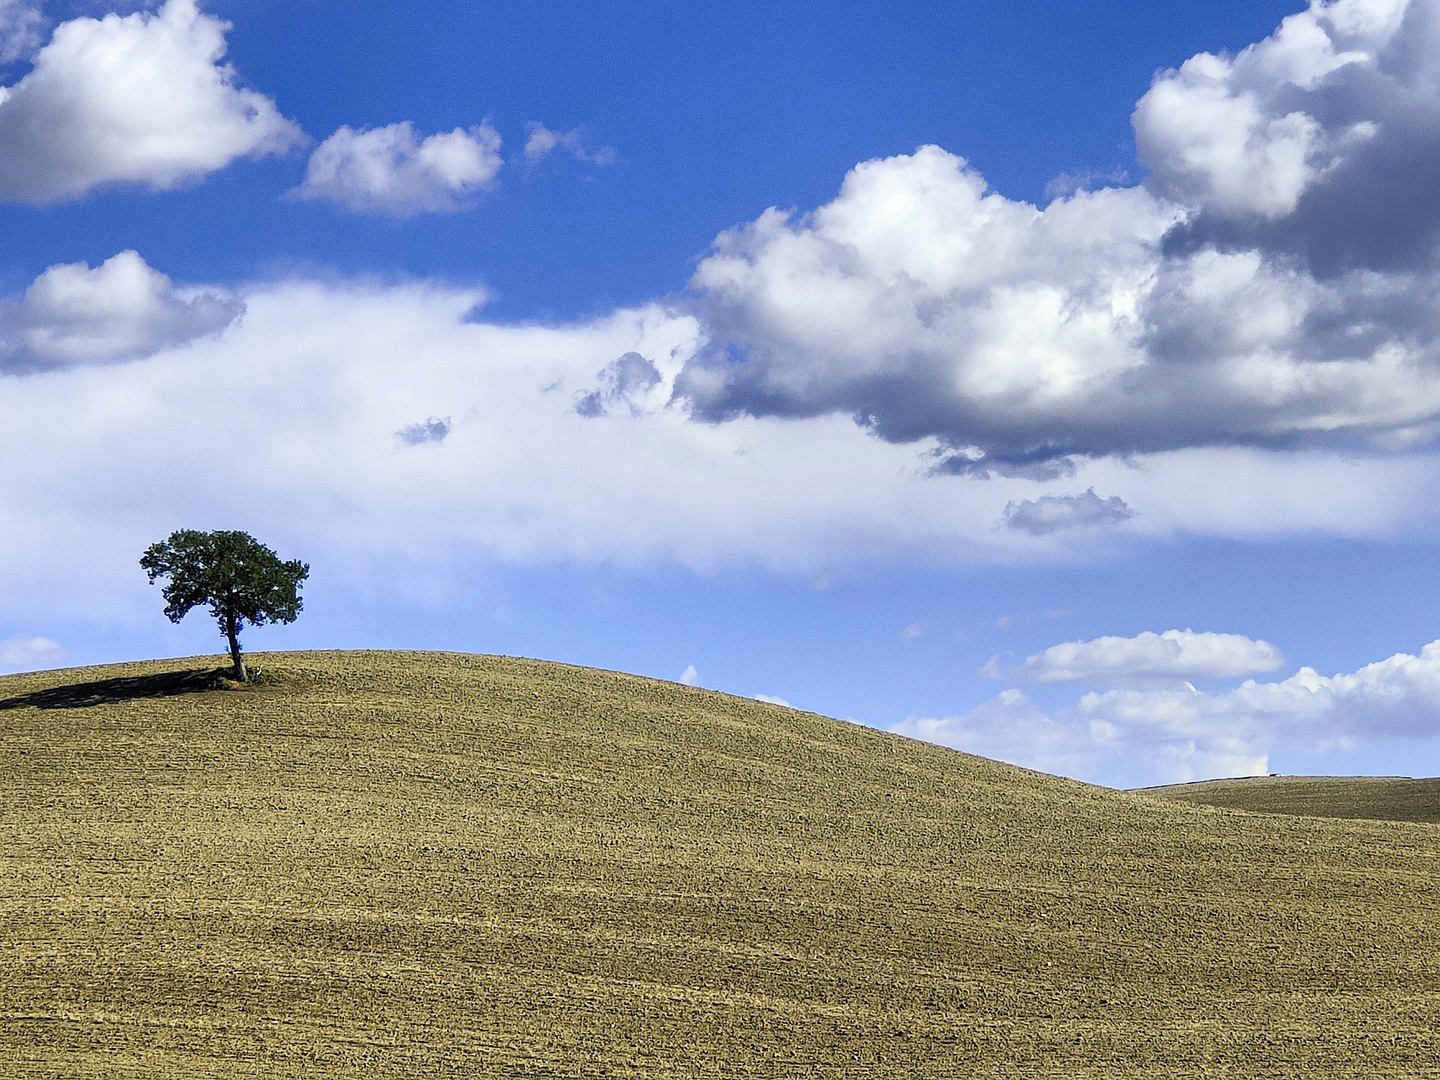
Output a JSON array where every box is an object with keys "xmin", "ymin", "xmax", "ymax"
[{"xmin": 141, "ymin": 530, "xmax": 310, "ymax": 682}]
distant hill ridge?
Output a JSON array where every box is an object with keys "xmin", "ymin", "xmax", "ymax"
[
  {"xmin": 1142, "ymin": 774, "xmax": 1440, "ymax": 824},
  {"xmin": 2, "ymin": 650, "xmax": 1438, "ymax": 1077}
]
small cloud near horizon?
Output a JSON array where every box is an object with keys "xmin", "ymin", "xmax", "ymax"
[
  {"xmin": 985, "ymin": 628, "xmax": 1285, "ymax": 685},
  {"xmin": 907, "ymin": 636, "xmax": 1440, "ymax": 787},
  {"xmin": 0, "ymin": 634, "xmax": 65, "ymax": 673}
]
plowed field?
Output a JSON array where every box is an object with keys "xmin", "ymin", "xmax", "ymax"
[{"xmin": 2, "ymin": 651, "xmax": 1438, "ymax": 1077}]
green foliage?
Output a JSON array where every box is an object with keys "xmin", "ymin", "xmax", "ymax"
[{"xmin": 141, "ymin": 530, "xmax": 309, "ymax": 678}]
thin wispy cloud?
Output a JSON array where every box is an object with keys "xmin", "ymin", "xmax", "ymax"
[
  {"xmin": 1043, "ymin": 167, "xmax": 1130, "ymax": 201},
  {"xmin": 523, "ymin": 122, "xmax": 616, "ymax": 166},
  {"xmin": 0, "ymin": 0, "xmax": 44, "ymax": 64}
]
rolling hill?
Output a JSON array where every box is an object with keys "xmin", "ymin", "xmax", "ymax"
[
  {"xmin": 1142, "ymin": 775, "xmax": 1440, "ymax": 824},
  {"xmin": 2, "ymin": 650, "xmax": 1438, "ymax": 1077}
]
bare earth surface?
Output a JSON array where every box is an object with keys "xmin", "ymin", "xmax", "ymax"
[
  {"xmin": 1143, "ymin": 775, "xmax": 1440, "ymax": 825},
  {"xmin": 2, "ymin": 650, "xmax": 1438, "ymax": 1077}
]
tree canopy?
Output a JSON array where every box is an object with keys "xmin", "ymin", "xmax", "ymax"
[{"xmin": 141, "ymin": 529, "xmax": 309, "ymax": 682}]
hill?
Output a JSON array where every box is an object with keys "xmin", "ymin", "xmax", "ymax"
[
  {"xmin": 2, "ymin": 650, "xmax": 1438, "ymax": 1077},
  {"xmin": 1141, "ymin": 775, "xmax": 1440, "ymax": 824}
]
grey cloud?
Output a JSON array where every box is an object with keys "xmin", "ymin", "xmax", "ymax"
[
  {"xmin": 575, "ymin": 352, "xmax": 662, "ymax": 417},
  {"xmin": 928, "ymin": 445, "xmax": 1081, "ymax": 482},
  {"xmin": 1003, "ymin": 489, "xmax": 1135, "ymax": 536},
  {"xmin": 1144, "ymin": 1, "xmax": 1440, "ymax": 276},
  {"xmin": 398, "ymin": 417, "xmax": 451, "ymax": 446}
]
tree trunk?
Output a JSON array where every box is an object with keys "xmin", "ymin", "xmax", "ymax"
[{"xmin": 225, "ymin": 618, "xmax": 247, "ymax": 682}]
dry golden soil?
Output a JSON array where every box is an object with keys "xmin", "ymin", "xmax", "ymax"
[
  {"xmin": 2, "ymin": 650, "xmax": 1438, "ymax": 1077},
  {"xmin": 1145, "ymin": 775, "xmax": 1440, "ymax": 825}
]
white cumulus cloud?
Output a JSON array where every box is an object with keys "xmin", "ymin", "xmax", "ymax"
[
  {"xmin": 906, "ymin": 633, "xmax": 1440, "ymax": 787},
  {"xmin": 1134, "ymin": 0, "xmax": 1403, "ymax": 220},
  {"xmin": 677, "ymin": 148, "xmax": 1180, "ymax": 475},
  {"xmin": 674, "ymin": 1, "xmax": 1440, "ymax": 475},
  {"xmin": 894, "ymin": 687, "xmax": 1271, "ymax": 788},
  {"xmin": 676, "ymin": 140, "xmax": 1440, "ymax": 471},
  {"xmin": 1136, "ymin": 0, "xmax": 1440, "ymax": 276},
  {"xmin": 294, "ymin": 121, "xmax": 503, "ymax": 216},
  {"xmin": 0, "ymin": 0, "xmax": 302, "ymax": 205},
  {"xmin": 0, "ymin": 250, "xmax": 241, "ymax": 371},
  {"xmin": 987, "ymin": 629, "xmax": 1287, "ymax": 685},
  {"xmin": 1080, "ymin": 639, "xmax": 1440, "ymax": 746}
]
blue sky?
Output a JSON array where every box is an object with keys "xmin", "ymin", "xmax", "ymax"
[{"xmin": 4, "ymin": 0, "xmax": 1440, "ymax": 787}]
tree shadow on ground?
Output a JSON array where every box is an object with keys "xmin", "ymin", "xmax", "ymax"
[{"xmin": 0, "ymin": 668, "xmax": 239, "ymax": 711}]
